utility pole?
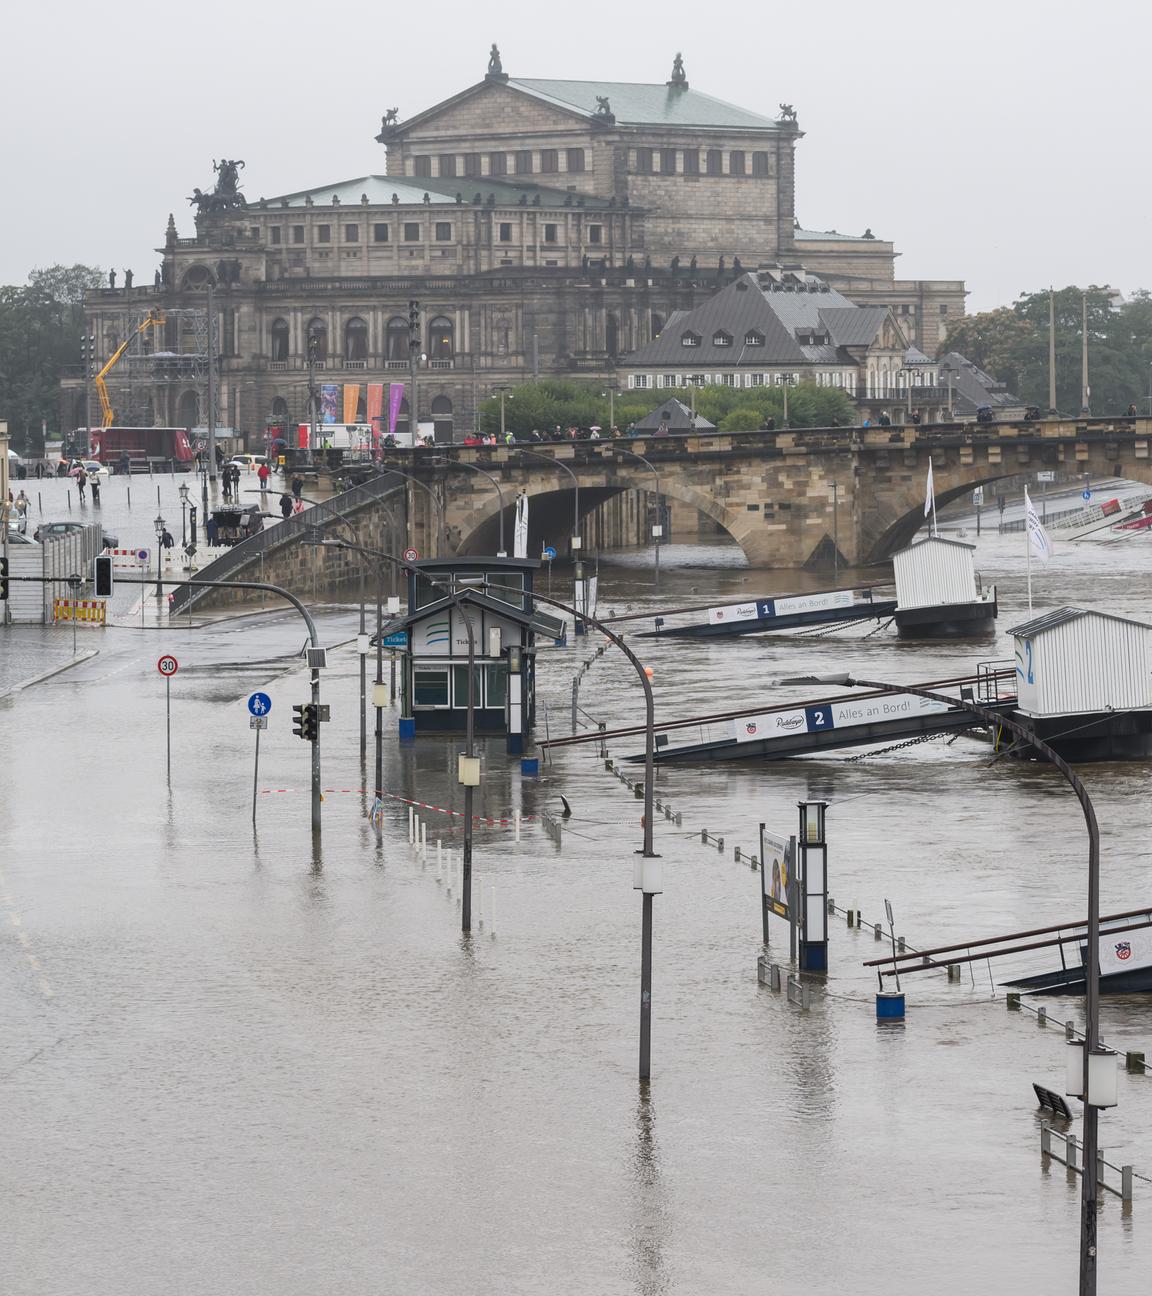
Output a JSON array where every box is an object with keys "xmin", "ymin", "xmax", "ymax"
[
  {"xmin": 1081, "ymin": 290, "xmax": 1090, "ymax": 415},
  {"xmin": 1048, "ymin": 287, "xmax": 1057, "ymax": 413},
  {"xmin": 207, "ymin": 284, "xmax": 217, "ymax": 484}
]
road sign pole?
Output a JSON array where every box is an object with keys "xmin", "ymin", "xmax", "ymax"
[
  {"xmin": 166, "ymin": 674, "xmax": 171, "ymax": 785},
  {"xmin": 252, "ymin": 724, "xmax": 261, "ymax": 824}
]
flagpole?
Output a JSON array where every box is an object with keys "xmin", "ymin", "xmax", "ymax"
[
  {"xmin": 931, "ymin": 491, "xmax": 938, "ymax": 538},
  {"xmin": 1025, "ymin": 487, "xmax": 1034, "ymax": 614}
]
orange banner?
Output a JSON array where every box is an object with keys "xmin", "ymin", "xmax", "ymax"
[
  {"xmin": 366, "ymin": 383, "xmax": 384, "ymax": 438},
  {"xmin": 343, "ymin": 384, "xmax": 361, "ymax": 425}
]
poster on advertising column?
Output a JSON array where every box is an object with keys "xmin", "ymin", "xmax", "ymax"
[{"xmin": 759, "ymin": 829, "xmax": 793, "ymax": 919}]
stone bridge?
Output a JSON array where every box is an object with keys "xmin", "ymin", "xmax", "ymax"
[
  {"xmin": 180, "ymin": 414, "xmax": 1152, "ymax": 610},
  {"xmin": 405, "ymin": 415, "xmax": 1152, "ymax": 569}
]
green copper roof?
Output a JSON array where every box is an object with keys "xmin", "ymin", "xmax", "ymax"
[
  {"xmin": 260, "ymin": 174, "xmax": 613, "ymax": 210},
  {"xmin": 508, "ymin": 78, "xmax": 783, "ymax": 130}
]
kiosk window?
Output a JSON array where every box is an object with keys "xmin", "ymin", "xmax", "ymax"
[
  {"xmin": 485, "ymin": 664, "xmax": 508, "ymax": 708},
  {"xmin": 451, "ymin": 665, "xmax": 484, "ymax": 708},
  {"xmin": 413, "ymin": 667, "xmax": 450, "ymax": 707}
]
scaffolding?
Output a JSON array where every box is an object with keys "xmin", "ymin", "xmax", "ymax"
[{"xmin": 96, "ymin": 305, "xmax": 215, "ymax": 428}]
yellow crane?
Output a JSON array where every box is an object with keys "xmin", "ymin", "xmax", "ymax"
[{"xmin": 94, "ymin": 310, "xmax": 165, "ymax": 427}]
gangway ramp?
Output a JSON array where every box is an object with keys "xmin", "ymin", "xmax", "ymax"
[
  {"xmin": 624, "ymin": 585, "xmax": 896, "ymax": 639},
  {"xmin": 540, "ymin": 669, "xmax": 1017, "ymax": 764}
]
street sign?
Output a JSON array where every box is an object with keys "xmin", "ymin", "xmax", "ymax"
[
  {"xmin": 137, "ymin": 548, "xmax": 150, "ymax": 562},
  {"xmin": 1037, "ymin": 471, "xmax": 1056, "ymax": 483},
  {"xmin": 249, "ymin": 715, "xmax": 268, "ymax": 730},
  {"xmin": 402, "ymin": 547, "xmax": 419, "ymax": 563},
  {"xmin": 247, "ymin": 691, "xmax": 272, "ymax": 716},
  {"xmin": 543, "ymin": 546, "xmax": 557, "ymax": 560},
  {"xmin": 382, "ymin": 630, "xmax": 409, "ymax": 649},
  {"xmin": 971, "ymin": 487, "xmax": 984, "ymax": 506},
  {"xmin": 1082, "ymin": 489, "xmax": 1092, "ymax": 501},
  {"xmin": 157, "ymin": 655, "xmax": 179, "ymax": 677}
]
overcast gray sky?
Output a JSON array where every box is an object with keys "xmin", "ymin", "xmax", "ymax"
[{"xmin": 5, "ymin": 0, "xmax": 1147, "ymax": 311}]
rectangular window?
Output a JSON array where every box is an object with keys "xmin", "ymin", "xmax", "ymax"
[
  {"xmin": 566, "ymin": 148, "xmax": 585, "ymax": 173},
  {"xmin": 633, "ymin": 374, "xmax": 650, "ymax": 389},
  {"xmin": 660, "ymin": 148, "xmax": 677, "ymax": 174},
  {"xmin": 706, "ymin": 149, "xmax": 722, "ymax": 176},
  {"xmin": 413, "ymin": 667, "xmax": 450, "ymax": 708},
  {"xmin": 499, "ymin": 222, "xmax": 513, "ymax": 242},
  {"xmin": 373, "ymin": 223, "xmax": 390, "ymax": 242},
  {"xmin": 344, "ymin": 224, "xmax": 359, "ymax": 242},
  {"xmin": 439, "ymin": 154, "xmax": 457, "ymax": 178},
  {"xmin": 749, "ymin": 373, "xmax": 765, "ymax": 387},
  {"xmin": 413, "ymin": 156, "xmax": 431, "ymax": 177},
  {"xmin": 484, "ymin": 664, "xmax": 508, "ymax": 709},
  {"xmin": 544, "ymin": 223, "xmax": 558, "ymax": 243},
  {"xmin": 317, "ymin": 224, "xmax": 331, "ymax": 243},
  {"xmin": 940, "ymin": 304, "xmax": 949, "ymax": 315},
  {"xmin": 435, "ymin": 222, "xmax": 452, "ymax": 241},
  {"xmin": 464, "ymin": 153, "xmax": 481, "ymax": 178},
  {"xmin": 540, "ymin": 149, "xmax": 559, "ymax": 173},
  {"xmin": 752, "ymin": 151, "xmax": 770, "ymax": 176},
  {"xmin": 636, "ymin": 147, "xmax": 653, "ymax": 174},
  {"xmin": 588, "ymin": 224, "xmax": 602, "ymax": 245},
  {"xmin": 249, "ymin": 226, "xmax": 259, "ymax": 239},
  {"xmin": 490, "ymin": 152, "xmax": 507, "ymax": 176},
  {"xmin": 451, "ymin": 664, "xmax": 485, "ymax": 709},
  {"xmin": 485, "ymin": 569, "xmax": 526, "ymax": 609},
  {"xmin": 683, "ymin": 150, "xmax": 700, "ymax": 176},
  {"xmin": 729, "ymin": 150, "xmax": 746, "ymax": 175},
  {"xmin": 515, "ymin": 150, "xmax": 533, "ymax": 175},
  {"xmin": 721, "ymin": 373, "xmax": 736, "ymax": 387},
  {"xmin": 292, "ymin": 225, "xmax": 305, "ymax": 243},
  {"xmin": 269, "ymin": 226, "xmax": 282, "ymax": 244},
  {"xmin": 404, "ymin": 222, "xmax": 420, "ymax": 241}
]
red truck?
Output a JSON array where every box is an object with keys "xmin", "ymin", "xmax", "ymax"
[{"xmin": 65, "ymin": 427, "xmax": 197, "ymax": 471}]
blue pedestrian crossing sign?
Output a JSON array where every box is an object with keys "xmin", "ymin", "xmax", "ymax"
[{"xmin": 247, "ymin": 692, "xmax": 272, "ymax": 716}]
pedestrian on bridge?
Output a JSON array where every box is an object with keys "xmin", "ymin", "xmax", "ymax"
[{"xmin": 279, "ymin": 493, "xmax": 293, "ymax": 519}]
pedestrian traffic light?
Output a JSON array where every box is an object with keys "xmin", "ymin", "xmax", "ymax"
[
  {"xmin": 0, "ymin": 557, "xmax": 8, "ymax": 601},
  {"xmin": 93, "ymin": 555, "xmax": 114, "ymax": 597},
  {"xmin": 292, "ymin": 703, "xmax": 318, "ymax": 742}
]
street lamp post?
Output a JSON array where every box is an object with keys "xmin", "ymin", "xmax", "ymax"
[
  {"xmin": 784, "ymin": 670, "xmax": 1105, "ymax": 1294},
  {"xmin": 153, "ymin": 514, "xmax": 166, "ymax": 598},
  {"xmin": 612, "ymin": 446, "xmax": 662, "ymax": 592},
  {"xmin": 941, "ymin": 364, "xmax": 956, "ymax": 419},
  {"xmin": 780, "ymin": 373, "xmax": 794, "ymax": 427},
  {"xmin": 178, "ymin": 482, "xmax": 190, "ymax": 548}
]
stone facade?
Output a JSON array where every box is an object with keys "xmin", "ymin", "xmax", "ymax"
[{"xmin": 62, "ymin": 55, "xmax": 965, "ymax": 441}]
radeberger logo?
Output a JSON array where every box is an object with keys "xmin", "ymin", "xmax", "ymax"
[{"xmin": 1115, "ymin": 941, "xmax": 1132, "ymax": 961}]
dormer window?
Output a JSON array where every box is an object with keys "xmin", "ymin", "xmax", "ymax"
[
  {"xmin": 745, "ymin": 330, "xmax": 764, "ymax": 346},
  {"xmin": 681, "ymin": 331, "xmax": 701, "ymax": 347},
  {"xmin": 713, "ymin": 330, "xmax": 733, "ymax": 347}
]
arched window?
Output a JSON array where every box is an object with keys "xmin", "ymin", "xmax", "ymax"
[
  {"xmin": 428, "ymin": 316, "xmax": 454, "ymax": 361},
  {"xmin": 181, "ymin": 265, "xmax": 216, "ymax": 290},
  {"xmin": 270, "ymin": 318, "xmax": 290, "ymax": 362},
  {"xmin": 306, "ymin": 318, "xmax": 328, "ymax": 361},
  {"xmin": 177, "ymin": 390, "xmax": 200, "ymax": 428},
  {"xmin": 386, "ymin": 316, "xmax": 409, "ymax": 361},
  {"xmin": 605, "ymin": 313, "xmax": 619, "ymax": 358},
  {"xmin": 431, "ymin": 395, "xmax": 453, "ymax": 441},
  {"xmin": 270, "ymin": 396, "xmax": 289, "ymax": 419},
  {"xmin": 344, "ymin": 316, "xmax": 368, "ymax": 361}
]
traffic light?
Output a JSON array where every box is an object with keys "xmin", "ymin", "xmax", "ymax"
[
  {"xmin": 93, "ymin": 555, "xmax": 114, "ymax": 597},
  {"xmin": 0, "ymin": 557, "xmax": 8, "ymax": 601},
  {"xmin": 292, "ymin": 703, "xmax": 318, "ymax": 742}
]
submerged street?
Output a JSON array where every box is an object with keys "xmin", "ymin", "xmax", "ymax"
[{"xmin": 2, "ymin": 486, "xmax": 1151, "ymax": 1294}]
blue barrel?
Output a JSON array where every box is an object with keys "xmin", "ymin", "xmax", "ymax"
[
  {"xmin": 398, "ymin": 717, "xmax": 416, "ymax": 741},
  {"xmin": 520, "ymin": 756, "xmax": 540, "ymax": 777},
  {"xmin": 876, "ymin": 991, "xmax": 906, "ymax": 1020}
]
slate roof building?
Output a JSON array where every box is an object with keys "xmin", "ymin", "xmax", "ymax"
[
  {"xmin": 65, "ymin": 49, "xmax": 966, "ymax": 442},
  {"xmin": 622, "ymin": 267, "xmax": 945, "ymax": 416}
]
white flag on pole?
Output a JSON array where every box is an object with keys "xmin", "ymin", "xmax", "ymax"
[
  {"xmin": 924, "ymin": 457, "xmax": 935, "ymax": 518},
  {"xmin": 1025, "ymin": 486, "xmax": 1053, "ymax": 561},
  {"xmin": 513, "ymin": 493, "xmax": 529, "ymax": 558}
]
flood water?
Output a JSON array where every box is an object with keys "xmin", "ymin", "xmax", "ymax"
[{"xmin": 2, "ymin": 473, "xmax": 1151, "ymax": 1294}]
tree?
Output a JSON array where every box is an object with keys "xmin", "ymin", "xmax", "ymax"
[
  {"xmin": 939, "ymin": 285, "xmax": 1152, "ymax": 415},
  {"xmin": 0, "ymin": 264, "xmax": 103, "ymax": 452}
]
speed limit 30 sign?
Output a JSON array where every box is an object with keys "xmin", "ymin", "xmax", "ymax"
[{"xmin": 157, "ymin": 655, "xmax": 179, "ymax": 677}]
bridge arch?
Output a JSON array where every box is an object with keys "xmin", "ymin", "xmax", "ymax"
[{"xmin": 450, "ymin": 467, "xmax": 749, "ymax": 560}]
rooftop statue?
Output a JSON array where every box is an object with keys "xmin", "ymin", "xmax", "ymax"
[
  {"xmin": 488, "ymin": 44, "xmax": 503, "ymax": 75},
  {"xmin": 778, "ymin": 103, "xmax": 797, "ymax": 123}
]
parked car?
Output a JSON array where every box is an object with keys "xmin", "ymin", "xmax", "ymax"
[
  {"xmin": 33, "ymin": 520, "xmax": 120, "ymax": 549},
  {"xmin": 228, "ymin": 454, "xmax": 269, "ymax": 473},
  {"xmin": 6, "ymin": 520, "xmax": 38, "ymax": 544}
]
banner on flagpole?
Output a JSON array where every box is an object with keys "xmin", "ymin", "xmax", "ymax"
[
  {"xmin": 513, "ymin": 493, "xmax": 529, "ymax": 558},
  {"xmin": 387, "ymin": 383, "xmax": 405, "ymax": 438},
  {"xmin": 1025, "ymin": 487, "xmax": 1053, "ymax": 561},
  {"xmin": 342, "ymin": 384, "xmax": 361, "ymax": 425},
  {"xmin": 924, "ymin": 457, "xmax": 935, "ymax": 518}
]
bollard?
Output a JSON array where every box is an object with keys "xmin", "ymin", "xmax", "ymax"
[
  {"xmin": 1007, "ymin": 991, "xmax": 1021, "ymax": 1011},
  {"xmin": 420, "ymin": 820, "xmax": 427, "ymax": 852},
  {"xmin": 716, "ymin": 836, "xmax": 724, "ymax": 854},
  {"xmin": 947, "ymin": 964, "xmax": 961, "ymax": 982},
  {"xmin": 674, "ymin": 813, "xmax": 682, "ymax": 827},
  {"xmin": 1065, "ymin": 1020, "xmax": 1076, "ymax": 1041},
  {"xmin": 1126, "ymin": 1050, "xmax": 1146, "ymax": 1073},
  {"xmin": 408, "ymin": 806, "xmax": 415, "ymax": 843},
  {"xmin": 734, "ymin": 846, "xmax": 742, "ymax": 864},
  {"xmin": 897, "ymin": 936, "xmax": 907, "ymax": 954},
  {"xmin": 876, "ymin": 991, "xmax": 905, "ymax": 1021},
  {"xmin": 874, "ymin": 923, "xmax": 883, "ymax": 941},
  {"xmin": 1065, "ymin": 1132, "xmax": 1079, "ymax": 1170},
  {"xmin": 437, "ymin": 839, "xmax": 443, "ymax": 873},
  {"xmin": 827, "ymin": 896, "xmax": 835, "ymax": 914},
  {"xmin": 514, "ymin": 812, "xmax": 522, "ymax": 843},
  {"xmin": 477, "ymin": 883, "xmax": 484, "ymax": 925},
  {"xmin": 488, "ymin": 885, "xmax": 496, "ymax": 935},
  {"xmin": 1122, "ymin": 1165, "xmax": 1134, "ymax": 1202},
  {"xmin": 664, "ymin": 805, "xmax": 672, "ymax": 820},
  {"xmin": 846, "ymin": 907, "xmax": 857, "ymax": 928},
  {"xmin": 1037, "ymin": 1006, "xmax": 1047, "ymax": 1028}
]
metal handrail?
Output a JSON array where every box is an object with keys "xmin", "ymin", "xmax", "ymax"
[{"xmin": 169, "ymin": 469, "xmax": 404, "ymax": 612}]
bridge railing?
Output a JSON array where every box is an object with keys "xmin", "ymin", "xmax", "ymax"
[{"xmin": 168, "ymin": 469, "xmax": 404, "ymax": 613}]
